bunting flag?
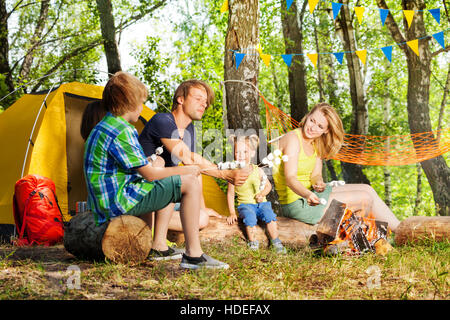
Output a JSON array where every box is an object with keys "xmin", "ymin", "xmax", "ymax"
[
  {"xmin": 308, "ymin": 0, "xmax": 320, "ymax": 14},
  {"xmin": 379, "ymin": 8, "xmax": 389, "ymax": 26},
  {"xmin": 281, "ymin": 54, "xmax": 293, "ymax": 67},
  {"xmin": 355, "ymin": 50, "xmax": 367, "ymax": 65},
  {"xmin": 261, "ymin": 53, "xmax": 271, "ymax": 67},
  {"xmin": 403, "ymin": 10, "xmax": 414, "ymax": 28},
  {"xmin": 256, "ymin": 43, "xmax": 263, "ymax": 56},
  {"xmin": 220, "ymin": 0, "xmax": 228, "ymax": 13},
  {"xmin": 354, "ymin": 7, "xmax": 365, "ymax": 24},
  {"xmin": 286, "ymin": 0, "xmax": 294, "ymax": 10},
  {"xmin": 333, "ymin": 52, "xmax": 345, "ymax": 64},
  {"xmin": 406, "ymin": 39, "xmax": 419, "ymax": 56},
  {"xmin": 307, "ymin": 53, "xmax": 318, "ymax": 67},
  {"xmin": 235, "ymin": 53, "xmax": 246, "ymax": 69},
  {"xmin": 332, "ymin": 2, "xmax": 343, "ymax": 20},
  {"xmin": 428, "ymin": 8, "xmax": 441, "ymax": 24},
  {"xmin": 432, "ymin": 31, "xmax": 445, "ymax": 49},
  {"xmin": 381, "ymin": 46, "xmax": 393, "ymax": 62}
]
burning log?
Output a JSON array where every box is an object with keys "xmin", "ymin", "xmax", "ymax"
[
  {"xmin": 64, "ymin": 211, "xmax": 152, "ymax": 264},
  {"xmin": 394, "ymin": 216, "xmax": 450, "ymax": 245},
  {"xmin": 310, "ymin": 199, "xmax": 393, "ymax": 255},
  {"xmin": 167, "ymin": 216, "xmax": 317, "ymax": 248}
]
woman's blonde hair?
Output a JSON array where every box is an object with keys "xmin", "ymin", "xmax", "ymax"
[
  {"xmin": 299, "ymin": 102, "xmax": 344, "ymax": 159},
  {"xmin": 228, "ymin": 134, "xmax": 260, "ymax": 151}
]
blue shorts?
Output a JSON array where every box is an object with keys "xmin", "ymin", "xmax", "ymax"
[{"xmin": 237, "ymin": 202, "xmax": 277, "ymax": 227}]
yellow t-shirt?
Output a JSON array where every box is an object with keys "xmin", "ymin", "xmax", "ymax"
[
  {"xmin": 273, "ymin": 129, "xmax": 317, "ymax": 205},
  {"xmin": 235, "ymin": 164, "xmax": 266, "ymax": 205}
]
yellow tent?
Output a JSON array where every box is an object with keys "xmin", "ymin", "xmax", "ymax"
[{"xmin": 0, "ymin": 82, "xmax": 229, "ymax": 241}]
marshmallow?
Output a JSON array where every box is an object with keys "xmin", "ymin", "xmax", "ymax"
[
  {"xmin": 217, "ymin": 162, "xmax": 224, "ymax": 170},
  {"xmin": 319, "ymin": 198, "xmax": 327, "ymax": 205},
  {"xmin": 229, "ymin": 162, "xmax": 236, "ymax": 169},
  {"xmin": 267, "ymin": 153, "xmax": 274, "ymax": 161},
  {"xmin": 274, "ymin": 149, "xmax": 282, "ymax": 157},
  {"xmin": 150, "ymin": 154, "xmax": 157, "ymax": 161},
  {"xmin": 274, "ymin": 157, "xmax": 281, "ymax": 165},
  {"xmin": 262, "ymin": 158, "xmax": 269, "ymax": 165},
  {"xmin": 155, "ymin": 147, "xmax": 163, "ymax": 155},
  {"xmin": 282, "ymin": 155, "xmax": 289, "ymax": 162}
]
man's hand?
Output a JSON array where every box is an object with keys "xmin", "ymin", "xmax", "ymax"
[
  {"xmin": 203, "ymin": 207, "xmax": 222, "ymax": 218},
  {"xmin": 226, "ymin": 167, "xmax": 251, "ymax": 186}
]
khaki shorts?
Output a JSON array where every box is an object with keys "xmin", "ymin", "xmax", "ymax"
[
  {"xmin": 280, "ymin": 184, "xmax": 332, "ymax": 225},
  {"xmin": 126, "ymin": 175, "xmax": 182, "ymax": 216}
]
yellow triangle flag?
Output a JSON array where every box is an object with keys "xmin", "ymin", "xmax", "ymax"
[
  {"xmin": 354, "ymin": 7, "xmax": 365, "ymax": 24},
  {"xmin": 307, "ymin": 53, "xmax": 318, "ymax": 68},
  {"xmin": 403, "ymin": 10, "xmax": 414, "ymax": 28},
  {"xmin": 256, "ymin": 43, "xmax": 263, "ymax": 56},
  {"xmin": 220, "ymin": 0, "xmax": 228, "ymax": 13},
  {"xmin": 261, "ymin": 53, "xmax": 271, "ymax": 67},
  {"xmin": 407, "ymin": 39, "xmax": 419, "ymax": 56},
  {"xmin": 355, "ymin": 50, "xmax": 367, "ymax": 65},
  {"xmin": 308, "ymin": 0, "xmax": 319, "ymax": 14}
]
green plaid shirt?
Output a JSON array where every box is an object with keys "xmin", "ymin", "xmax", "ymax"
[{"xmin": 84, "ymin": 113, "xmax": 154, "ymax": 225}]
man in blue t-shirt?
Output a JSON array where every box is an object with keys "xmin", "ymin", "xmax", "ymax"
[{"xmin": 138, "ymin": 80, "xmax": 250, "ymax": 231}]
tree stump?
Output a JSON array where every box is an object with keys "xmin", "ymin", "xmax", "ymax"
[
  {"xmin": 395, "ymin": 216, "xmax": 450, "ymax": 245},
  {"xmin": 64, "ymin": 212, "xmax": 152, "ymax": 264},
  {"xmin": 167, "ymin": 216, "xmax": 317, "ymax": 248}
]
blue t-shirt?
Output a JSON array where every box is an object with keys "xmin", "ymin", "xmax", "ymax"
[{"xmin": 138, "ymin": 113, "xmax": 196, "ymax": 167}]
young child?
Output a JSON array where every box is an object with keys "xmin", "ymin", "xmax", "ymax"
[
  {"xmin": 226, "ymin": 134, "xmax": 286, "ymax": 254},
  {"xmin": 83, "ymin": 71, "xmax": 228, "ymax": 269}
]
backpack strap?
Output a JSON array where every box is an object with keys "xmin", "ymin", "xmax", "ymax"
[{"xmin": 18, "ymin": 190, "xmax": 37, "ymax": 241}]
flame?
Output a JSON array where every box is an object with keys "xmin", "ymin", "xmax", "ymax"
[{"xmin": 328, "ymin": 207, "xmax": 391, "ymax": 254}]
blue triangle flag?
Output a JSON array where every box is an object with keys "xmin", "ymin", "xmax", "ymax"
[
  {"xmin": 379, "ymin": 9, "xmax": 389, "ymax": 26},
  {"xmin": 235, "ymin": 53, "xmax": 246, "ymax": 70},
  {"xmin": 281, "ymin": 54, "xmax": 293, "ymax": 67},
  {"xmin": 286, "ymin": 0, "xmax": 294, "ymax": 10},
  {"xmin": 428, "ymin": 8, "xmax": 440, "ymax": 24},
  {"xmin": 333, "ymin": 52, "xmax": 344, "ymax": 64},
  {"xmin": 381, "ymin": 46, "xmax": 393, "ymax": 62},
  {"xmin": 432, "ymin": 31, "xmax": 445, "ymax": 49},
  {"xmin": 332, "ymin": 2, "xmax": 343, "ymax": 20}
]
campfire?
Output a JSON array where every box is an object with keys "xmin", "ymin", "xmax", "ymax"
[{"xmin": 309, "ymin": 200, "xmax": 393, "ymax": 256}]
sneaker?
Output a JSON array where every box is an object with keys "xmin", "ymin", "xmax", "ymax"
[
  {"xmin": 247, "ymin": 240, "xmax": 259, "ymax": 251},
  {"xmin": 271, "ymin": 238, "xmax": 287, "ymax": 254},
  {"xmin": 180, "ymin": 253, "xmax": 229, "ymax": 270},
  {"xmin": 148, "ymin": 246, "xmax": 185, "ymax": 261}
]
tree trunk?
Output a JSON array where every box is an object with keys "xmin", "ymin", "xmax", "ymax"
[
  {"xmin": 0, "ymin": 0, "xmax": 14, "ymax": 94},
  {"xmin": 223, "ymin": 0, "xmax": 261, "ymax": 131},
  {"xmin": 383, "ymin": 76, "xmax": 392, "ymax": 207},
  {"xmin": 280, "ymin": 0, "xmax": 309, "ymax": 122},
  {"xmin": 64, "ymin": 212, "xmax": 152, "ymax": 264},
  {"xmin": 96, "ymin": 0, "xmax": 122, "ymax": 75},
  {"xmin": 413, "ymin": 163, "xmax": 422, "ymax": 215},
  {"xmin": 167, "ymin": 216, "xmax": 317, "ymax": 248},
  {"xmin": 376, "ymin": 0, "xmax": 450, "ymax": 216},
  {"xmin": 18, "ymin": 0, "xmax": 50, "ymax": 88},
  {"xmin": 335, "ymin": 0, "xmax": 370, "ymax": 184},
  {"xmin": 394, "ymin": 216, "xmax": 450, "ymax": 245}
]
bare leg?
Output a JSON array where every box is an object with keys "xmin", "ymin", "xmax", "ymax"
[
  {"xmin": 246, "ymin": 226, "xmax": 257, "ymax": 242},
  {"xmin": 151, "ymin": 203, "xmax": 175, "ymax": 251},
  {"xmin": 178, "ymin": 174, "xmax": 203, "ymax": 257},
  {"xmin": 168, "ymin": 209, "xmax": 210, "ymax": 231},
  {"xmin": 330, "ymin": 184, "xmax": 400, "ymax": 232},
  {"xmin": 266, "ymin": 221, "xmax": 279, "ymax": 240}
]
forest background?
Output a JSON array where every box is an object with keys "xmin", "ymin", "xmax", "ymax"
[{"xmin": 0, "ymin": 0, "xmax": 448, "ymax": 220}]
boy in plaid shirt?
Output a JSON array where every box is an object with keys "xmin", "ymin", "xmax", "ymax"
[{"xmin": 84, "ymin": 72, "xmax": 228, "ymax": 270}]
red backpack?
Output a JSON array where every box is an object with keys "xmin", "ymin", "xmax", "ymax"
[{"xmin": 12, "ymin": 174, "xmax": 65, "ymax": 246}]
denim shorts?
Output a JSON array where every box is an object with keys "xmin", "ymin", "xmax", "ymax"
[
  {"xmin": 280, "ymin": 184, "xmax": 332, "ymax": 225},
  {"xmin": 126, "ymin": 175, "xmax": 182, "ymax": 216},
  {"xmin": 237, "ymin": 202, "xmax": 277, "ymax": 227}
]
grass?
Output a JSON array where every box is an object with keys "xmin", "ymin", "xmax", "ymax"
[{"xmin": 0, "ymin": 237, "xmax": 448, "ymax": 300}]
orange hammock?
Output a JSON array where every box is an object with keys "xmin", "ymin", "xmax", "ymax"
[{"xmin": 261, "ymin": 94, "xmax": 449, "ymax": 166}]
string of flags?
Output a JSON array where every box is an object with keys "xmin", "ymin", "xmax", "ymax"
[
  {"xmin": 232, "ymin": 28, "xmax": 448, "ymax": 69},
  {"xmin": 221, "ymin": 0, "xmax": 442, "ymax": 27}
]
